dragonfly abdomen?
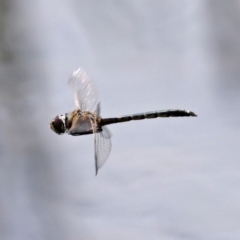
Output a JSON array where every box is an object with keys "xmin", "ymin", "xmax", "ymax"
[{"xmin": 100, "ymin": 109, "xmax": 197, "ymax": 126}]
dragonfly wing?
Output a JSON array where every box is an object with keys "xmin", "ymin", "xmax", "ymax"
[
  {"xmin": 95, "ymin": 102, "xmax": 101, "ymax": 117},
  {"xmin": 68, "ymin": 68, "xmax": 98, "ymax": 112},
  {"xmin": 94, "ymin": 126, "xmax": 112, "ymax": 175}
]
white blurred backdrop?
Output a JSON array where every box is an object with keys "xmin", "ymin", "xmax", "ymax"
[{"xmin": 0, "ymin": 0, "xmax": 240, "ymax": 239}]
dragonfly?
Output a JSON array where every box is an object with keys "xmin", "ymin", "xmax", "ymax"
[{"xmin": 50, "ymin": 68, "xmax": 197, "ymax": 175}]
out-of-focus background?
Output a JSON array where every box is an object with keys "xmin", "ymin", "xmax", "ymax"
[{"xmin": 0, "ymin": 1, "xmax": 240, "ymax": 239}]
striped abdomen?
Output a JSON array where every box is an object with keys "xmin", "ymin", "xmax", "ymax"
[{"xmin": 100, "ymin": 109, "xmax": 197, "ymax": 126}]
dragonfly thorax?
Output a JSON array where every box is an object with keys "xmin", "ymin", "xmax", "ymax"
[
  {"xmin": 65, "ymin": 110, "xmax": 103, "ymax": 136},
  {"xmin": 50, "ymin": 114, "xmax": 66, "ymax": 135}
]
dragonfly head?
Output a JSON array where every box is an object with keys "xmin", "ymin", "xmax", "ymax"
[{"xmin": 50, "ymin": 114, "xmax": 66, "ymax": 135}]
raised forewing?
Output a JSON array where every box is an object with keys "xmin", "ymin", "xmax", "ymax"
[
  {"xmin": 68, "ymin": 68, "xmax": 98, "ymax": 111},
  {"xmin": 94, "ymin": 126, "xmax": 112, "ymax": 175}
]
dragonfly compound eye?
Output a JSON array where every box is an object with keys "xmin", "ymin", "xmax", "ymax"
[{"xmin": 50, "ymin": 115, "xmax": 65, "ymax": 134}]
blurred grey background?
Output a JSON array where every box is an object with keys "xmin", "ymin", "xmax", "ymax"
[{"xmin": 0, "ymin": 0, "xmax": 240, "ymax": 239}]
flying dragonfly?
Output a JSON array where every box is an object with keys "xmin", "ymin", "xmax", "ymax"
[{"xmin": 50, "ymin": 68, "xmax": 197, "ymax": 175}]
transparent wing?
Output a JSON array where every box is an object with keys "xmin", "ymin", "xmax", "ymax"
[
  {"xmin": 68, "ymin": 68, "xmax": 98, "ymax": 111},
  {"xmin": 95, "ymin": 102, "xmax": 101, "ymax": 117},
  {"xmin": 94, "ymin": 126, "xmax": 112, "ymax": 175}
]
